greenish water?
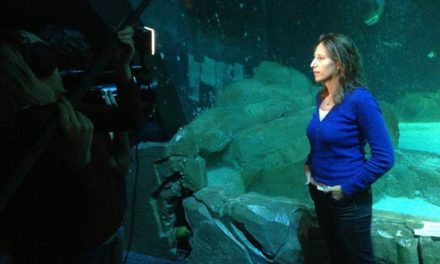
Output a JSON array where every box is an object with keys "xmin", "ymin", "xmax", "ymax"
[
  {"xmin": 398, "ymin": 122, "xmax": 440, "ymax": 154},
  {"xmin": 137, "ymin": 0, "xmax": 440, "ymax": 220},
  {"xmin": 374, "ymin": 196, "xmax": 440, "ymax": 221}
]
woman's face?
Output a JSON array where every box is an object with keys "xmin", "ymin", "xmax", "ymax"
[{"xmin": 310, "ymin": 42, "xmax": 338, "ymax": 83}]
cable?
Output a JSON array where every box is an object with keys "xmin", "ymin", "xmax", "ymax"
[{"xmin": 123, "ymin": 128, "xmax": 140, "ymax": 264}]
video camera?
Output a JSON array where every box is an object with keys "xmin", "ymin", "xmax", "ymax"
[
  {"xmin": 60, "ymin": 66, "xmax": 158, "ymax": 107},
  {"xmin": 54, "ymin": 26, "xmax": 157, "ymax": 106}
]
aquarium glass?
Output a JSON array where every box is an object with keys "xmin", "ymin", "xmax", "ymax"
[{"xmin": 133, "ymin": 0, "xmax": 440, "ymax": 220}]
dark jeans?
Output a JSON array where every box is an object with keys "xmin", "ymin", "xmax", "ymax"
[{"xmin": 309, "ymin": 184, "xmax": 375, "ymax": 264}]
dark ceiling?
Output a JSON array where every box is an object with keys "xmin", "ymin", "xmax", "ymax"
[{"xmin": 0, "ymin": 0, "xmax": 137, "ymax": 47}]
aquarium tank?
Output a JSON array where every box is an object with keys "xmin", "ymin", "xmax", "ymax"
[
  {"xmin": 2, "ymin": 0, "xmax": 439, "ymax": 263},
  {"xmin": 121, "ymin": 0, "xmax": 440, "ymax": 263}
]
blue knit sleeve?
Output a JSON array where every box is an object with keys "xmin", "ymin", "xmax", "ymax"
[{"xmin": 341, "ymin": 90, "xmax": 394, "ymax": 196}]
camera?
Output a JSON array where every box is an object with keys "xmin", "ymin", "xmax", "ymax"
[{"xmin": 59, "ymin": 66, "xmax": 157, "ymax": 107}]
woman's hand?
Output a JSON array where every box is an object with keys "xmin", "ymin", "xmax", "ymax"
[
  {"xmin": 326, "ymin": 185, "xmax": 345, "ymax": 201},
  {"xmin": 57, "ymin": 96, "xmax": 94, "ymax": 169},
  {"xmin": 112, "ymin": 26, "xmax": 135, "ymax": 82},
  {"xmin": 304, "ymin": 164, "xmax": 317, "ymax": 185}
]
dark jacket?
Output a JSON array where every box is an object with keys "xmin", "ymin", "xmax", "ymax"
[{"xmin": 0, "ymin": 80, "xmax": 142, "ymax": 257}]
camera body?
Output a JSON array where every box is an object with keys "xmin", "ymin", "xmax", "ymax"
[{"xmin": 60, "ymin": 67, "xmax": 157, "ymax": 107}]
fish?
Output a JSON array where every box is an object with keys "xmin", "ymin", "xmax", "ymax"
[
  {"xmin": 382, "ymin": 41, "xmax": 403, "ymax": 48},
  {"xmin": 364, "ymin": 0, "xmax": 385, "ymax": 26}
]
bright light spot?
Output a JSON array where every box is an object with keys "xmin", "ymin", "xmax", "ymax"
[
  {"xmin": 427, "ymin": 51, "xmax": 436, "ymax": 59},
  {"xmin": 143, "ymin": 26, "xmax": 156, "ymax": 55}
]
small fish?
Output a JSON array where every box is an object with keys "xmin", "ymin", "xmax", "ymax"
[
  {"xmin": 382, "ymin": 41, "xmax": 403, "ymax": 48},
  {"xmin": 364, "ymin": 0, "xmax": 385, "ymax": 26},
  {"xmin": 427, "ymin": 51, "xmax": 436, "ymax": 59}
]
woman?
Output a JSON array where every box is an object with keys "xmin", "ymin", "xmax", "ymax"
[
  {"xmin": 305, "ymin": 33, "xmax": 394, "ymax": 263},
  {"xmin": 0, "ymin": 26, "xmax": 141, "ymax": 263}
]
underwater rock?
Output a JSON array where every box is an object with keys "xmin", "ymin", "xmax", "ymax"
[
  {"xmin": 124, "ymin": 142, "xmax": 182, "ymax": 260},
  {"xmin": 185, "ymin": 187, "xmax": 439, "ymax": 264},
  {"xmin": 419, "ymin": 237, "xmax": 440, "ymax": 264},
  {"xmin": 207, "ymin": 167, "xmax": 245, "ymax": 196},
  {"xmin": 187, "ymin": 54, "xmax": 245, "ymax": 102},
  {"xmin": 128, "ymin": 143, "xmax": 440, "ymax": 263},
  {"xmin": 379, "ymin": 100, "xmax": 400, "ymax": 147},
  {"xmin": 217, "ymin": 61, "xmax": 314, "ymax": 110},
  {"xmin": 124, "ymin": 138, "xmax": 207, "ymax": 260},
  {"xmin": 163, "ymin": 127, "xmax": 200, "ymax": 158},
  {"xmin": 187, "ymin": 107, "xmax": 236, "ymax": 153},
  {"xmin": 184, "ymin": 190, "xmax": 313, "ymax": 264},
  {"xmin": 224, "ymin": 193, "xmax": 312, "ymax": 264},
  {"xmin": 125, "ymin": 61, "xmax": 316, "ymax": 261},
  {"xmin": 395, "ymin": 90, "xmax": 440, "ymax": 122},
  {"xmin": 181, "ymin": 156, "xmax": 208, "ymax": 191},
  {"xmin": 371, "ymin": 217, "xmax": 419, "ymax": 264},
  {"xmin": 224, "ymin": 110, "xmax": 313, "ymax": 187},
  {"xmin": 186, "ymin": 61, "xmax": 315, "ymax": 190},
  {"xmin": 184, "ymin": 194, "xmax": 266, "ymax": 264},
  {"xmin": 373, "ymin": 149, "xmax": 440, "ymax": 207}
]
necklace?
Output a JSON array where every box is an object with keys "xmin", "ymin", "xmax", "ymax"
[{"xmin": 325, "ymin": 98, "xmax": 331, "ymax": 106}]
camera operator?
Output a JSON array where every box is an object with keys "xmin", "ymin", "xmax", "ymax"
[
  {"xmin": 39, "ymin": 24, "xmax": 150, "ymax": 213},
  {"xmin": 0, "ymin": 26, "xmax": 142, "ymax": 263}
]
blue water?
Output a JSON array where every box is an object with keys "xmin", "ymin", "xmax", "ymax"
[{"xmin": 373, "ymin": 196, "xmax": 440, "ymax": 220}]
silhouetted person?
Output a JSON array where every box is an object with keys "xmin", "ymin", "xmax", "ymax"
[{"xmin": 0, "ymin": 26, "xmax": 142, "ymax": 263}]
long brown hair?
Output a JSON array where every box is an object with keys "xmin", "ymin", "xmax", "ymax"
[
  {"xmin": 0, "ymin": 34, "xmax": 65, "ymax": 108},
  {"xmin": 315, "ymin": 33, "xmax": 365, "ymax": 104}
]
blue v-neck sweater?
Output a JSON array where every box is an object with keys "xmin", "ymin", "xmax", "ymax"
[{"xmin": 306, "ymin": 88, "xmax": 394, "ymax": 196}]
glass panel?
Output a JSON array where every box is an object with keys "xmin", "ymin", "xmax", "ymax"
[{"xmin": 134, "ymin": 0, "xmax": 440, "ymax": 220}]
